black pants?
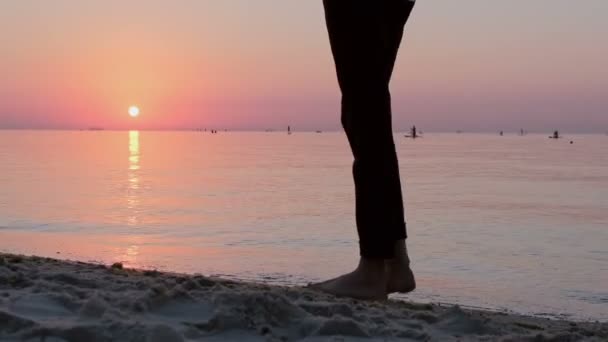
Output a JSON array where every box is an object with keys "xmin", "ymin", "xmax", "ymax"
[{"xmin": 323, "ymin": 0, "xmax": 415, "ymax": 259}]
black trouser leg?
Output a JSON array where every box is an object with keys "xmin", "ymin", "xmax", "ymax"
[{"xmin": 323, "ymin": 0, "xmax": 415, "ymax": 259}]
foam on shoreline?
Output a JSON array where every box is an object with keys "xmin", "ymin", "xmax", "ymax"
[{"xmin": 0, "ymin": 253, "xmax": 606, "ymax": 341}]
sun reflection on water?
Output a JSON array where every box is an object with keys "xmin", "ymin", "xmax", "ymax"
[
  {"xmin": 127, "ymin": 131, "xmax": 140, "ymax": 225},
  {"xmin": 122, "ymin": 131, "xmax": 143, "ymax": 266}
]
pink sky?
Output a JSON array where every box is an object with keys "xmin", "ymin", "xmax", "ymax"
[{"xmin": 1, "ymin": 1, "xmax": 607, "ymax": 132}]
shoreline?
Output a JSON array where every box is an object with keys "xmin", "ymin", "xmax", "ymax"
[{"xmin": 1, "ymin": 253, "xmax": 606, "ymax": 341}]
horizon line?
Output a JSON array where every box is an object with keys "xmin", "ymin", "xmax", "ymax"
[{"xmin": 0, "ymin": 128, "xmax": 607, "ymax": 135}]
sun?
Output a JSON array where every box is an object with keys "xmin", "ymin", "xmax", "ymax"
[{"xmin": 128, "ymin": 106, "xmax": 140, "ymax": 118}]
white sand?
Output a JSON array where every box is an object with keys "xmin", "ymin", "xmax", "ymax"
[{"xmin": 0, "ymin": 254, "xmax": 605, "ymax": 341}]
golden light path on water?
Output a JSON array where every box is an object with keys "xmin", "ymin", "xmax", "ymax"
[
  {"xmin": 128, "ymin": 130, "xmax": 140, "ymax": 221},
  {"xmin": 123, "ymin": 130, "xmax": 141, "ymax": 265}
]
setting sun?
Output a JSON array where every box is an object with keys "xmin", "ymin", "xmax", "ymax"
[{"xmin": 128, "ymin": 106, "xmax": 140, "ymax": 118}]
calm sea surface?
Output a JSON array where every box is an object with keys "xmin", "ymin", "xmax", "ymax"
[{"xmin": 1, "ymin": 131, "xmax": 607, "ymax": 321}]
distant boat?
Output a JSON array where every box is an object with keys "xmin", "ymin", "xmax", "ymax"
[
  {"xmin": 316, "ymin": 130, "xmax": 322, "ymax": 133},
  {"xmin": 499, "ymin": 131, "xmax": 504, "ymax": 136},
  {"xmin": 456, "ymin": 130, "xmax": 463, "ymax": 134},
  {"xmin": 88, "ymin": 127, "xmax": 104, "ymax": 131},
  {"xmin": 404, "ymin": 126, "xmax": 422, "ymax": 139}
]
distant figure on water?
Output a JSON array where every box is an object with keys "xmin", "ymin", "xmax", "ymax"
[
  {"xmin": 499, "ymin": 131, "xmax": 504, "ymax": 136},
  {"xmin": 550, "ymin": 130, "xmax": 561, "ymax": 139},
  {"xmin": 288, "ymin": 125, "xmax": 292, "ymax": 135},
  {"xmin": 404, "ymin": 125, "xmax": 421, "ymax": 139},
  {"xmin": 310, "ymin": 0, "xmax": 417, "ymax": 300}
]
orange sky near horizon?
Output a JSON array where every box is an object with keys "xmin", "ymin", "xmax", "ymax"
[{"xmin": 1, "ymin": 1, "xmax": 607, "ymax": 132}]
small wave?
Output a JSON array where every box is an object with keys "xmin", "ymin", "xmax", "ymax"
[{"xmin": 565, "ymin": 290, "xmax": 608, "ymax": 305}]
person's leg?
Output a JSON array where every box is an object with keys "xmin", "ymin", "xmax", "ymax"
[
  {"xmin": 381, "ymin": 1, "xmax": 417, "ymax": 294},
  {"xmin": 311, "ymin": 0, "xmax": 415, "ymax": 299}
]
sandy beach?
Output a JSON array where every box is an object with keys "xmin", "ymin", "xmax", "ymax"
[{"xmin": 0, "ymin": 253, "xmax": 605, "ymax": 341}]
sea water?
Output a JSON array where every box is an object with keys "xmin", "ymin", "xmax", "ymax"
[{"xmin": 1, "ymin": 130, "xmax": 606, "ymax": 321}]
